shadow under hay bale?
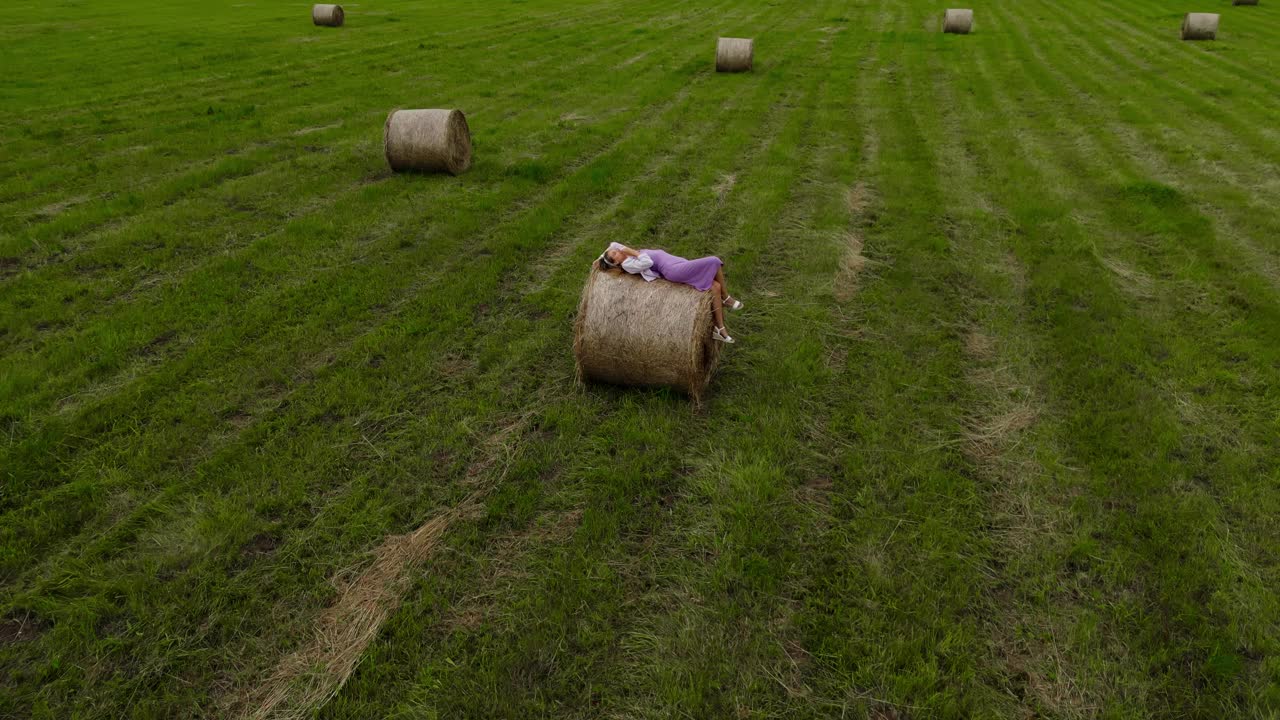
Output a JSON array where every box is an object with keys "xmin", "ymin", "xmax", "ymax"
[
  {"xmin": 943, "ymin": 9, "xmax": 974, "ymax": 34},
  {"xmin": 574, "ymin": 268, "xmax": 722, "ymax": 404},
  {"xmin": 1182, "ymin": 12, "xmax": 1219, "ymax": 40},
  {"xmin": 1232, "ymin": 0, "xmax": 1258, "ymax": 5},
  {"xmin": 716, "ymin": 37, "xmax": 754, "ymax": 72},
  {"xmin": 312, "ymin": 4, "xmax": 344, "ymax": 27},
  {"xmin": 384, "ymin": 109, "xmax": 472, "ymax": 175}
]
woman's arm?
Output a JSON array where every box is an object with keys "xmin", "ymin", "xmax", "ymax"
[{"xmin": 620, "ymin": 253, "xmax": 653, "ymax": 275}]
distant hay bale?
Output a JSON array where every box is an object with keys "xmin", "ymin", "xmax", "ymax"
[
  {"xmin": 312, "ymin": 4, "xmax": 344, "ymax": 26},
  {"xmin": 1232, "ymin": 0, "xmax": 1257, "ymax": 5},
  {"xmin": 716, "ymin": 37, "xmax": 754, "ymax": 72},
  {"xmin": 384, "ymin": 109, "xmax": 472, "ymax": 175},
  {"xmin": 943, "ymin": 9, "xmax": 974, "ymax": 34},
  {"xmin": 574, "ymin": 268, "xmax": 722, "ymax": 404},
  {"xmin": 1181, "ymin": 12, "xmax": 1219, "ymax": 40}
]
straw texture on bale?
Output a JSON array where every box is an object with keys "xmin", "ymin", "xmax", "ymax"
[
  {"xmin": 574, "ymin": 268, "xmax": 721, "ymax": 403},
  {"xmin": 384, "ymin": 109, "xmax": 472, "ymax": 175},
  {"xmin": 312, "ymin": 4, "xmax": 344, "ymax": 26},
  {"xmin": 943, "ymin": 9, "xmax": 974, "ymax": 34},
  {"xmin": 1181, "ymin": 12, "xmax": 1219, "ymax": 40},
  {"xmin": 715, "ymin": 37, "xmax": 754, "ymax": 73}
]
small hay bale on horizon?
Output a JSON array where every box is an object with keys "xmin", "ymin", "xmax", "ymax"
[
  {"xmin": 1182, "ymin": 12, "xmax": 1219, "ymax": 40},
  {"xmin": 574, "ymin": 268, "xmax": 722, "ymax": 405},
  {"xmin": 716, "ymin": 37, "xmax": 754, "ymax": 73},
  {"xmin": 943, "ymin": 9, "xmax": 974, "ymax": 34},
  {"xmin": 312, "ymin": 4, "xmax": 344, "ymax": 27},
  {"xmin": 384, "ymin": 109, "xmax": 472, "ymax": 175}
]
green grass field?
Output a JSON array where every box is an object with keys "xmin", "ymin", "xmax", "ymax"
[{"xmin": 3, "ymin": 0, "xmax": 1280, "ymax": 717}]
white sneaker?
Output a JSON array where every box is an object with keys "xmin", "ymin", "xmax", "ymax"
[
  {"xmin": 724, "ymin": 295, "xmax": 743, "ymax": 311},
  {"xmin": 712, "ymin": 327, "xmax": 735, "ymax": 343}
]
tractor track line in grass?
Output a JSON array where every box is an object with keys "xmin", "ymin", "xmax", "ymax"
[
  {"xmin": 924, "ymin": 18, "xmax": 1098, "ymax": 715},
  {"xmin": 766, "ymin": 2, "xmax": 1006, "ymax": 713},
  {"xmin": 968, "ymin": 14, "xmax": 1210, "ymax": 715}
]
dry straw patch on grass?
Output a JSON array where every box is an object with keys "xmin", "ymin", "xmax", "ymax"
[
  {"xmin": 242, "ymin": 496, "xmax": 483, "ymax": 720},
  {"xmin": 235, "ymin": 413, "xmax": 534, "ymax": 719},
  {"xmin": 835, "ymin": 182, "xmax": 874, "ymax": 302},
  {"xmin": 962, "ymin": 329, "xmax": 1093, "ymax": 716},
  {"xmin": 713, "ymin": 172, "xmax": 737, "ymax": 202}
]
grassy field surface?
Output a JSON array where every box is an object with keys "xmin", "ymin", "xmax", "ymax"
[{"xmin": 2, "ymin": 0, "xmax": 1279, "ymax": 717}]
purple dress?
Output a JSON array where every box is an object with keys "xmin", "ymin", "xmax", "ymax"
[{"xmin": 641, "ymin": 249, "xmax": 722, "ymax": 292}]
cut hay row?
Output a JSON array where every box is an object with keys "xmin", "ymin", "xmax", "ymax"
[{"xmin": 240, "ymin": 494, "xmax": 484, "ymax": 720}]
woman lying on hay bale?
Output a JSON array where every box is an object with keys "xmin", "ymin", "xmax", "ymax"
[{"xmin": 597, "ymin": 242, "xmax": 743, "ymax": 343}]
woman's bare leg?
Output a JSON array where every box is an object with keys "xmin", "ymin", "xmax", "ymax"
[
  {"xmin": 711, "ymin": 281, "xmax": 726, "ymax": 329},
  {"xmin": 714, "ymin": 266, "xmax": 728, "ymax": 300}
]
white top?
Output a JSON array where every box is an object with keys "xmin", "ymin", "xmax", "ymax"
[{"xmin": 607, "ymin": 242, "xmax": 657, "ymax": 282}]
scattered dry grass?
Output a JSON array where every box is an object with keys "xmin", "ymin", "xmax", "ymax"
[
  {"xmin": 233, "ymin": 413, "xmax": 534, "ymax": 719},
  {"xmin": 240, "ymin": 495, "xmax": 483, "ymax": 720}
]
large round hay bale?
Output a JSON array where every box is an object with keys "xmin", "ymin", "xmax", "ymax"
[
  {"xmin": 384, "ymin": 109, "xmax": 472, "ymax": 175},
  {"xmin": 943, "ymin": 9, "xmax": 974, "ymax": 34},
  {"xmin": 716, "ymin": 37, "xmax": 754, "ymax": 73},
  {"xmin": 1181, "ymin": 12, "xmax": 1219, "ymax": 40},
  {"xmin": 312, "ymin": 4, "xmax": 344, "ymax": 26},
  {"xmin": 574, "ymin": 268, "xmax": 722, "ymax": 403}
]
